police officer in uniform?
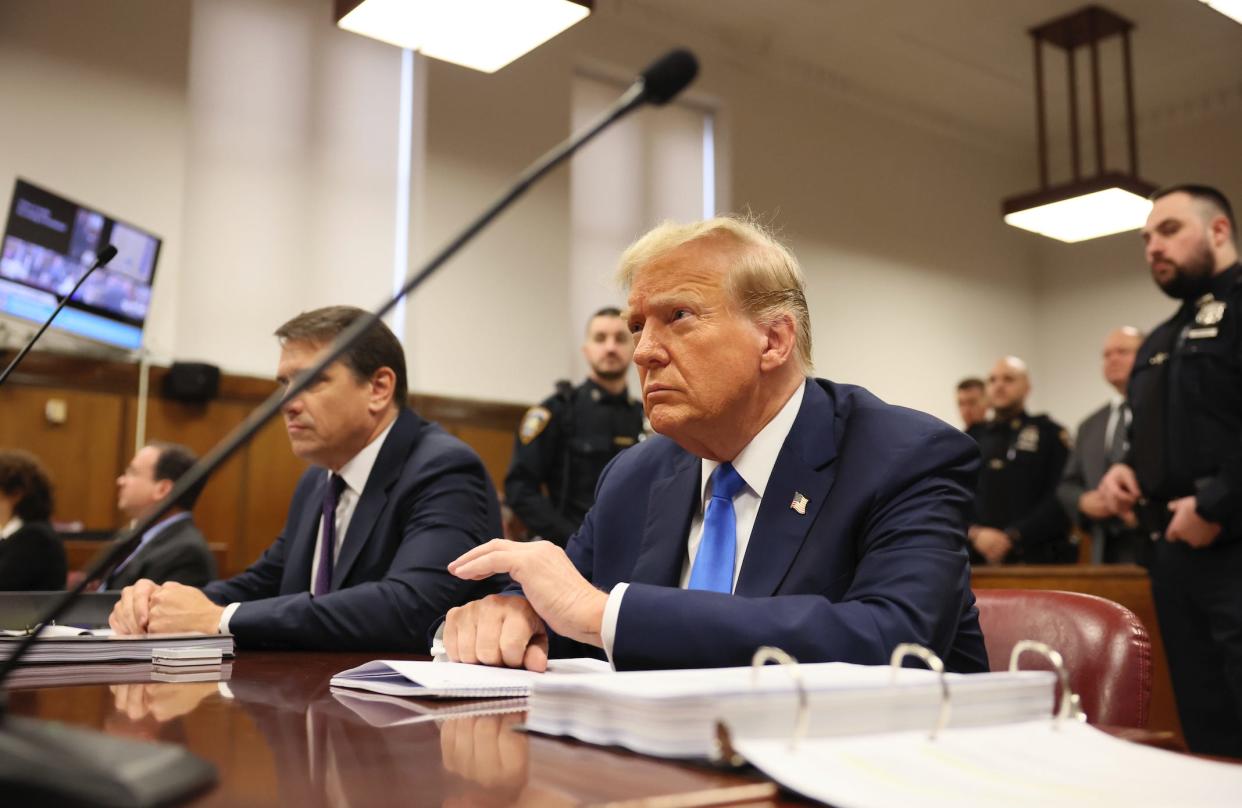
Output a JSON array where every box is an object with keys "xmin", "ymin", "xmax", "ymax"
[
  {"xmin": 968, "ymin": 356, "xmax": 1072, "ymax": 564},
  {"xmin": 1100, "ymin": 185, "xmax": 1242, "ymax": 757},
  {"xmin": 504, "ymin": 307, "xmax": 645, "ymax": 545}
]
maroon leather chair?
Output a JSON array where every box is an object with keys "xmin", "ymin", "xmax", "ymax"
[{"xmin": 974, "ymin": 588, "xmax": 1152, "ymax": 728}]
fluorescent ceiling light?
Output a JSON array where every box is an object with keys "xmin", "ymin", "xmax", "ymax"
[
  {"xmin": 1199, "ymin": 0, "xmax": 1242, "ymax": 25},
  {"xmin": 337, "ymin": 0, "xmax": 591, "ymax": 73},
  {"xmin": 1004, "ymin": 186, "xmax": 1153, "ymax": 243}
]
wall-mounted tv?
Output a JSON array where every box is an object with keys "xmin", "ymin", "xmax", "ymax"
[{"xmin": 0, "ymin": 178, "xmax": 162, "ymax": 351}]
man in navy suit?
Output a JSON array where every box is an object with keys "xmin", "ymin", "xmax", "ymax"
[
  {"xmin": 444, "ymin": 217, "xmax": 988, "ymax": 673},
  {"xmin": 109, "ymin": 306, "xmax": 502, "ymax": 650}
]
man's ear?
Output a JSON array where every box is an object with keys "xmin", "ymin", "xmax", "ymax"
[
  {"xmin": 153, "ymin": 478, "xmax": 174, "ymax": 503},
  {"xmin": 1209, "ymin": 214, "xmax": 1233, "ymax": 250},
  {"xmin": 759, "ymin": 313, "xmax": 797, "ymax": 373},
  {"xmin": 369, "ymin": 367, "xmax": 398, "ymax": 413}
]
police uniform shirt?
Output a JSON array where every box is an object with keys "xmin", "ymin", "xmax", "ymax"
[
  {"xmin": 972, "ymin": 411, "xmax": 1072, "ymax": 563},
  {"xmin": 1127, "ymin": 262, "xmax": 1242, "ymax": 537},
  {"xmin": 504, "ymin": 379, "xmax": 645, "ymax": 545}
]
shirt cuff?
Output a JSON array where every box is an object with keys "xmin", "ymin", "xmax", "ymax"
[
  {"xmin": 600, "ymin": 582, "xmax": 628, "ymax": 667},
  {"xmin": 430, "ymin": 622, "xmax": 448, "ymax": 661},
  {"xmin": 218, "ymin": 602, "xmax": 241, "ymax": 635}
]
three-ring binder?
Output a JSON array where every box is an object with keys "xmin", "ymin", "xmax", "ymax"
[{"xmin": 713, "ymin": 638, "xmax": 1082, "ymax": 764}]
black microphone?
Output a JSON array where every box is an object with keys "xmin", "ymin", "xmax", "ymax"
[
  {"xmin": 636, "ymin": 48, "xmax": 698, "ymax": 105},
  {"xmin": 0, "ymin": 49, "xmax": 699, "ymax": 806},
  {"xmin": 0, "ymin": 244, "xmax": 119, "ymax": 387}
]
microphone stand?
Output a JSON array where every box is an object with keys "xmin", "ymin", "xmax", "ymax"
[
  {"xmin": 0, "ymin": 49, "xmax": 697, "ymax": 808},
  {"xmin": 0, "ymin": 244, "xmax": 119, "ymax": 387}
]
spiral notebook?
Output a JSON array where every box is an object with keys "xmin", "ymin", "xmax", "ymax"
[{"xmin": 329, "ymin": 657, "xmax": 611, "ymax": 698}]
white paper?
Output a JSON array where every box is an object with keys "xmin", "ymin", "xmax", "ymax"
[{"xmin": 736, "ymin": 719, "xmax": 1242, "ymax": 808}]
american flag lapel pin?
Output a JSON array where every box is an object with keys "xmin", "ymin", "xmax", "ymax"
[{"xmin": 790, "ymin": 492, "xmax": 809, "ymax": 515}]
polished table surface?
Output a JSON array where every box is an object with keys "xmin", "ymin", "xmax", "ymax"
[{"xmin": 5, "ymin": 652, "xmax": 801, "ymax": 807}]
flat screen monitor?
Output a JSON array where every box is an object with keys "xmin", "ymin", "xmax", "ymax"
[{"xmin": 0, "ymin": 178, "xmax": 162, "ymax": 351}]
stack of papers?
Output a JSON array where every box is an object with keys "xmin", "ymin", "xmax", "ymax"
[
  {"xmin": 330, "ymin": 658, "xmax": 610, "ymax": 698},
  {"xmin": 525, "ymin": 662, "xmax": 1056, "ymax": 759},
  {"xmin": 0, "ymin": 631, "xmax": 234, "ymax": 664},
  {"xmin": 5, "ymin": 660, "xmax": 233, "ymax": 689},
  {"xmin": 330, "ymin": 689, "xmax": 528, "ymax": 727}
]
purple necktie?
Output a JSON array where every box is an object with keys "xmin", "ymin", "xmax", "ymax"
[{"xmin": 312, "ymin": 474, "xmax": 346, "ymax": 596}]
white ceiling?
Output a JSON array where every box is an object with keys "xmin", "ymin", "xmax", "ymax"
[{"xmin": 613, "ymin": 0, "xmax": 1242, "ymax": 149}]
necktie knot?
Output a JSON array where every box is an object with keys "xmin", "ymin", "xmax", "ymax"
[{"xmin": 710, "ymin": 462, "xmax": 745, "ymax": 502}]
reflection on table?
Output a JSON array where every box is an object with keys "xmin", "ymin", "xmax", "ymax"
[{"xmin": 5, "ymin": 652, "xmax": 790, "ymax": 807}]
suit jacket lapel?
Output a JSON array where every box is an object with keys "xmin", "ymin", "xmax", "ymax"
[
  {"xmin": 629, "ymin": 452, "xmax": 700, "ymax": 587},
  {"xmin": 332, "ymin": 410, "xmax": 421, "ymax": 589},
  {"xmin": 735, "ymin": 380, "xmax": 840, "ymax": 597},
  {"xmin": 283, "ymin": 474, "xmax": 327, "ymax": 595}
]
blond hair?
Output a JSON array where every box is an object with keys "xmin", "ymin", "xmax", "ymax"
[{"xmin": 616, "ymin": 216, "xmax": 813, "ymax": 373}]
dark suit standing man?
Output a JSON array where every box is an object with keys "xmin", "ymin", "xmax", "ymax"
[
  {"xmin": 1056, "ymin": 327, "xmax": 1147, "ymax": 565},
  {"xmin": 109, "ymin": 306, "xmax": 502, "ymax": 650},
  {"xmin": 106, "ymin": 442, "xmax": 216, "ymax": 589},
  {"xmin": 442, "ymin": 216, "xmax": 988, "ymax": 673},
  {"xmin": 1101, "ymin": 185, "xmax": 1242, "ymax": 757}
]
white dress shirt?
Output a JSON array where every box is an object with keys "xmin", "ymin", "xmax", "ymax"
[
  {"xmin": 0, "ymin": 515, "xmax": 24, "ymax": 540},
  {"xmin": 219, "ymin": 419, "xmax": 395, "ymax": 634},
  {"xmin": 600, "ymin": 382, "xmax": 806, "ymax": 661}
]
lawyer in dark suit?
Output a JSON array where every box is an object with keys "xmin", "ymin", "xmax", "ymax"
[
  {"xmin": 0, "ymin": 450, "xmax": 67, "ymax": 591},
  {"xmin": 109, "ymin": 306, "xmax": 502, "ymax": 650},
  {"xmin": 106, "ymin": 442, "xmax": 216, "ymax": 589},
  {"xmin": 443, "ymin": 217, "xmax": 988, "ymax": 673},
  {"xmin": 1056, "ymin": 327, "xmax": 1148, "ymax": 565}
]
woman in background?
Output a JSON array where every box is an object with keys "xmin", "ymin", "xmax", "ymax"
[{"xmin": 0, "ymin": 450, "xmax": 66, "ymax": 590}]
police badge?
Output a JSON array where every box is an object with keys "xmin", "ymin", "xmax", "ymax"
[{"xmin": 1196, "ymin": 299, "xmax": 1226, "ymax": 326}]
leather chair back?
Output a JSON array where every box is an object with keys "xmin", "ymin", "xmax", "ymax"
[{"xmin": 975, "ymin": 588, "xmax": 1152, "ymax": 728}]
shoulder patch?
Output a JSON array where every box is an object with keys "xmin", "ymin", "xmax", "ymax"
[{"xmin": 519, "ymin": 406, "xmax": 552, "ymax": 445}]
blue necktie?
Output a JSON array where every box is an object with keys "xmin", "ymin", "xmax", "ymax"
[
  {"xmin": 312, "ymin": 474, "xmax": 346, "ymax": 596},
  {"xmin": 688, "ymin": 463, "xmax": 746, "ymax": 594}
]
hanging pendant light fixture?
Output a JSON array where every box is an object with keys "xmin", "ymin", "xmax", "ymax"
[
  {"xmin": 334, "ymin": 0, "xmax": 592, "ymax": 74},
  {"xmin": 1002, "ymin": 5, "xmax": 1159, "ymax": 243}
]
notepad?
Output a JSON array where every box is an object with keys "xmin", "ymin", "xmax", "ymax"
[{"xmin": 329, "ymin": 657, "xmax": 611, "ymax": 698}]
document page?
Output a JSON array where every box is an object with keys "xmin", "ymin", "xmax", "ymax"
[{"xmin": 735, "ymin": 719, "xmax": 1242, "ymax": 808}]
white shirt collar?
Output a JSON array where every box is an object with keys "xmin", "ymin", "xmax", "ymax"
[
  {"xmin": 0, "ymin": 515, "xmax": 24, "ymax": 540},
  {"xmin": 334, "ymin": 417, "xmax": 397, "ymax": 497},
  {"xmin": 699, "ymin": 381, "xmax": 806, "ymax": 503}
]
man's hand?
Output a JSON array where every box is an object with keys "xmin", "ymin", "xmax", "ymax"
[
  {"xmin": 969, "ymin": 526, "xmax": 1012, "ymax": 565},
  {"xmin": 449, "ymin": 540, "xmax": 607, "ymax": 650},
  {"xmin": 1078, "ymin": 489, "xmax": 1116, "ymax": 520},
  {"xmin": 1099, "ymin": 463, "xmax": 1141, "ymax": 518},
  {"xmin": 1166, "ymin": 497, "xmax": 1222, "ymax": 548},
  {"xmin": 445, "ymin": 594, "xmax": 550, "ymax": 671},
  {"xmin": 109, "ymin": 579, "xmax": 159, "ymax": 635},
  {"xmin": 146, "ymin": 582, "xmax": 224, "ymax": 635}
]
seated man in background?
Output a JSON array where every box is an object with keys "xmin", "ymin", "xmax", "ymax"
[
  {"xmin": 105, "ymin": 442, "xmax": 216, "ymax": 589},
  {"xmin": 0, "ymin": 449, "xmax": 66, "ymax": 590},
  {"xmin": 443, "ymin": 216, "xmax": 988, "ymax": 673},
  {"xmin": 110, "ymin": 306, "xmax": 503, "ymax": 650},
  {"xmin": 968, "ymin": 356, "xmax": 1072, "ymax": 564}
]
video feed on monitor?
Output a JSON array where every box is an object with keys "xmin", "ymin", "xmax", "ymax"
[{"xmin": 0, "ymin": 178, "xmax": 162, "ymax": 350}]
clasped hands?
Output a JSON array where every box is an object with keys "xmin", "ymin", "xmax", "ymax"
[
  {"xmin": 445, "ymin": 540, "xmax": 607, "ymax": 671},
  {"xmin": 108, "ymin": 579, "xmax": 224, "ymax": 635},
  {"xmin": 1098, "ymin": 463, "xmax": 1221, "ymax": 548}
]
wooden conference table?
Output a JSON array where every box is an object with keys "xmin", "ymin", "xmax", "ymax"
[{"xmin": 5, "ymin": 652, "xmax": 799, "ymax": 807}]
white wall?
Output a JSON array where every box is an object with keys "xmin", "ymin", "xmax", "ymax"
[
  {"xmin": 0, "ymin": 0, "xmax": 191, "ymax": 360},
  {"xmin": 174, "ymin": 0, "xmax": 401, "ymax": 377},
  {"xmin": 3, "ymin": 0, "xmax": 1237, "ymax": 432}
]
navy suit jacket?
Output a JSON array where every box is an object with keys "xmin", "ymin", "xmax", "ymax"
[
  {"xmin": 552, "ymin": 378, "xmax": 989, "ymax": 673},
  {"xmin": 204, "ymin": 408, "xmax": 502, "ymax": 651}
]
